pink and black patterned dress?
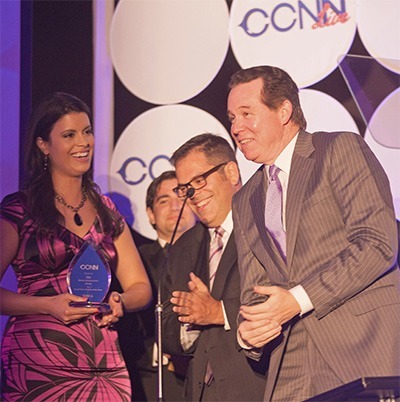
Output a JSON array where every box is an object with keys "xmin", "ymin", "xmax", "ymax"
[{"xmin": 0, "ymin": 192, "xmax": 131, "ymax": 401}]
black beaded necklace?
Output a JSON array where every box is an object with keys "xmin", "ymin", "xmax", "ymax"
[{"xmin": 55, "ymin": 187, "xmax": 87, "ymax": 226}]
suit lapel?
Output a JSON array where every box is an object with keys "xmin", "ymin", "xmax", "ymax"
[
  {"xmin": 286, "ymin": 131, "xmax": 315, "ymax": 270},
  {"xmin": 194, "ymin": 224, "xmax": 211, "ymax": 286},
  {"xmin": 149, "ymin": 242, "xmax": 165, "ymax": 267},
  {"xmin": 141, "ymin": 241, "xmax": 165, "ymax": 285},
  {"xmin": 250, "ymin": 166, "xmax": 268, "ymax": 247}
]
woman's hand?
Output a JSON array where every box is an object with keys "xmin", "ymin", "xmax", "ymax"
[
  {"xmin": 97, "ymin": 291, "xmax": 125, "ymax": 328},
  {"xmin": 47, "ymin": 293, "xmax": 99, "ymax": 325}
]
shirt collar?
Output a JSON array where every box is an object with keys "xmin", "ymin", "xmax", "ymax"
[
  {"xmin": 158, "ymin": 237, "xmax": 168, "ymax": 248},
  {"xmin": 208, "ymin": 210, "xmax": 233, "ymax": 238},
  {"xmin": 270, "ymin": 131, "xmax": 299, "ymax": 175}
]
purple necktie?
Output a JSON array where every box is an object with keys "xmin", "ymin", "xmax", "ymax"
[{"xmin": 265, "ymin": 165, "xmax": 286, "ymax": 259}]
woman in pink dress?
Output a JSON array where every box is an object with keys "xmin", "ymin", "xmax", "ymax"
[{"xmin": 0, "ymin": 92, "xmax": 152, "ymax": 401}]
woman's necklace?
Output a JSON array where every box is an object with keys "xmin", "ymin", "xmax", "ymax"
[{"xmin": 55, "ymin": 187, "xmax": 87, "ymax": 226}]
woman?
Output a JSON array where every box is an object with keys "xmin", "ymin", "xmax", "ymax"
[{"xmin": 0, "ymin": 92, "xmax": 152, "ymax": 401}]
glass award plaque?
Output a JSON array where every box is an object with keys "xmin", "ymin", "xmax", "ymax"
[{"xmin": 67, "ymin": 241, "xmax": 112, "ymax": 313}]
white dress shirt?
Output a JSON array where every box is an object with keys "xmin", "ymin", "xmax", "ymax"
[{"xmin": 271, "ymin": 133, "xmax": 314, "ymax": 316}]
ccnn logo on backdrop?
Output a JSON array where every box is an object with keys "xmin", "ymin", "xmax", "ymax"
[
  {"xmin": 238, "ymin": 0, "xmax": 349, "ymax": 37},
  {"xmin": 117, "ymin": 155, "xmax": 170, "ymax": 186},
  {"xmin": 230, "ymin": 0, "xmax": 356, "ymax": 88}
]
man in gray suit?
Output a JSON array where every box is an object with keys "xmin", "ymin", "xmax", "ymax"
[
  {"xmin": 162, "ymin": 134, "xmax": 267, "ymax": 401},
  {"xmin": 226, "ymin": 65, "xmax": 400, "ymax": 401}
]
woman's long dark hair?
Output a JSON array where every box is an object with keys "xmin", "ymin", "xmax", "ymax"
[{"xmin": 24, "ymin": 92, "xmax": 123, "ymax": 237}]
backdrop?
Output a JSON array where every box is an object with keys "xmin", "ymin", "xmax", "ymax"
[{"xmin": 104, "ymin": 0, "xmax": 399, "ymax": 240}]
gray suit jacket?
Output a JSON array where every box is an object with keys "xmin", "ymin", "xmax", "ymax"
[
  {"xmin": 162, "ymin": 222, "xmax": 267, "ymax": 401},
  {"xmin": 232, "ymin": 131, "xmax": 400, "ymax": 399}
]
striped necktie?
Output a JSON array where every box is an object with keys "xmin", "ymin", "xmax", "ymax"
[
  {"xmin": 265, "ymin": 165, "xmax": 286, "ymax": 259},
  {"xmin": 204, "ymin": 226, "xmax": 225, "ymax": 385},
  {"xmin": 208, "ymin": 226, "xmax": 225, "ymax": 290}
]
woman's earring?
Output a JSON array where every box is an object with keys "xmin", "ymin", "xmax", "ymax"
[{"xmin": 43, "ymin": 154, "xmax": 48, "ymax": 171}]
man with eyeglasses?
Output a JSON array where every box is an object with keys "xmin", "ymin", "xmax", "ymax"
[{"xmin": 162, "ymin": 134, "xmax": 267, "ymax": 401}]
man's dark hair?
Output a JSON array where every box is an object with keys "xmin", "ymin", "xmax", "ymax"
[
  {"xmin": 146, "ymin": 170, "xmax": 177, "ymax": 210},
  {"xmin": 228, "ymin": 65, "xmax": 307, "ymax": 130},
  {"xmin": 170, "ymin": 133, "xmax": 238, "ymax": 167}
]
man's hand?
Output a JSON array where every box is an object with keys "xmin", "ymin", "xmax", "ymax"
[
  {"xmin": 238, "ymin": 285, "xmax": 300, "ymax": 348},
  {"xmin": 241, "ymin": 285, "xmax": 301, "ymax": 325},
  {"xmin": 170, "ymin": 272, "xmax": 224, "ymax": 325},
  {"xmin": 238, "ymin": 316, "xmax": 281, "ymax": 349}
]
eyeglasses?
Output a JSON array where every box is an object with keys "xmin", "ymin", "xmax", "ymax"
[{"xmin": 173, "ymin": 162, "xmax": 228, "ymax": 198}]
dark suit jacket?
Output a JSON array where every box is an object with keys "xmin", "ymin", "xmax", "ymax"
[
  {"xmin": 137, "ymin": 241, "xmax": 164, "ymax": 372},
  {"xmin": 132, "ymin": 240, "xmax": 187, "ymax": 401},
  {"xmin": 113, "ymin": 238, "xmax": 163, "ymax": 378},
  {"xmin": 232, "ymin": 131, "xmax": 400, "ymax": 399},
  {"xmin": 162, "ymin": 222, "xmax": 267, "ymax": 401},
  {"xmin": 111, "ymin": 228, "xmax": 153, "ymax": 401}
]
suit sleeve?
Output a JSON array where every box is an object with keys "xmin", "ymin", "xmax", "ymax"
[
  {"xmin": 232, "ymin": 194, "xmax": 272, "ymax": 308},
  {"xmin": 301, "ymin": 132, "xmax": 398, "ymax": 318}
]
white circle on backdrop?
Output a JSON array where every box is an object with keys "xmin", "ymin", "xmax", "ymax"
[
  {"xmin": 357, "ymin": 0, "xmax": 400, "ymax": 74},
  {"xmin": 109, "ymin": 105, "xmax": 233, "ymax": 239},
  {"xmin": 229, "ymin": 0, "xmax": 357, "ymax": 88},
  {"xmin": 234, "ymin": 88, "xmax": 359, "ymax": 184},
  {"xmin": 299, "ymin": 88, "xmax": 359, "ymax": 134},
  {"xmin": 109, "ymin": 0, "xmax": 229, "ymax": 104},
  {"xmin": 364, "ymin": 88, "xmax": 400, "ymax": 219}
]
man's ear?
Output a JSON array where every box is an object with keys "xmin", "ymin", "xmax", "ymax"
[
  {"xmin": 225, "ymin": 161, "xmax": 241, "ymax": 186},
  {"xmin": 280, "ymin": 100, "xmax": 293, "ymax": 125},
  {"xmin": 146, "ymin": 206, "xmax": 156, "ymax": 226},
  {"xmin": 36, "ymin": 137, "xmax": 49, "ymax": 155}
]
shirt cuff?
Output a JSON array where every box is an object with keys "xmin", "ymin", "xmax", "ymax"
[
  {"xmin": 180, "ymin": 323, "xmax": 201, "ymax": 352},
  {"xmin": 221, "ymin": 300, "xmax": 231, "ymax": 331},
  {"xmin": 289, "ymin": 285, "xmax": 314, "ymax": 316}
]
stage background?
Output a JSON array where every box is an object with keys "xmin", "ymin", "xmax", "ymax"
[
  {"xmin": 1, "ymin": 0, "xmax": 399, "ymax": 336},
  {"xmin": 108, "ymin": 0, "xmax": 399, "ymax": 239}
]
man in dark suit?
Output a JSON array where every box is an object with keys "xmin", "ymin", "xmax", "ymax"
[
  {"xmin": 133, "ymin": 170, "xmax": 196, "ymax": 401},
  {"xmin": 227, "ymin": 65, "xmax": 400, "ymax": 401},
  {"xmin": 162, "ymin": 134, "xmax": 267, "ymax": 401}
]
